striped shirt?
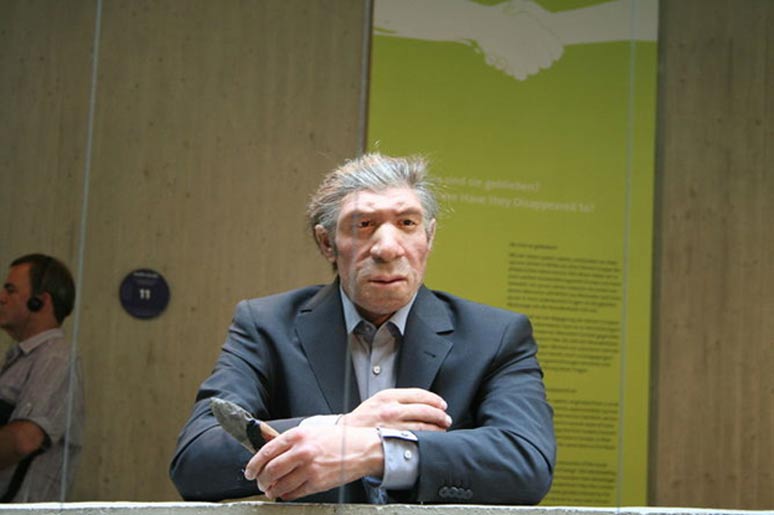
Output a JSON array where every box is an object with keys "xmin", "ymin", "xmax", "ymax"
[{"xmin": 0, "ymin": 328, "xmax": 84, "ymax": 502}]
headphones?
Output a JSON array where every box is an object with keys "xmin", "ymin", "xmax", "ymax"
[{"xmin": 27, "ymin": 256, "xmax": 53, "ymax": 313}]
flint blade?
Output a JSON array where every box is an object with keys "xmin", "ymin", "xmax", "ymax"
[{"xmin": 210, "ymin": 397, "xmax": 278, "ymax": 453}]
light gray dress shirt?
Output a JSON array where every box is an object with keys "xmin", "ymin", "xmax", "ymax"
[
  {"xmin": 0, "ymin": 328, "xmax": 84, "ymax": 502},
  {"xmin": 301, "ymin": 287, "xmax": 420, "ymax": 492}
]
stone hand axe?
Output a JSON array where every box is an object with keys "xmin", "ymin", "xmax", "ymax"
[{"xmin": 210, "ymin": 397, "xmax": 279, "ymax": 454}]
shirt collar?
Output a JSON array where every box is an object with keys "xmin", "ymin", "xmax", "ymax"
[
  {"xmin": 18, "ymin": 328, "xmax": 65, "ymax": 354},
  {"xmin": 339, "ymin": 284, "xmax": 417, "ymax": 336}
]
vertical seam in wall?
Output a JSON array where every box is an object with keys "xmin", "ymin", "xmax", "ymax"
[
  {"xmin": 61, "ymin": 0, "xmax": 103, "ymax": 501},
  {"xmin": 356, "ymin": 0, "xmax": 374, "ymax": 156},
  {"xmin": 616, "ymin": 0, "xmax": 640, "ymax": 509},
  {"xmin": 647, "ymin": 0, "xmax": 669, "ymax": 505}
]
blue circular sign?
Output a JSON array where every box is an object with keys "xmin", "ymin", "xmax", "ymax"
[{"xmin": 119, "ymin": 269, "xmax": 170, "ymax": 319}]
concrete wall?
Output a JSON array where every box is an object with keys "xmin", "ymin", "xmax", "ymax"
[
  {"xmin": 0, "ymin": 0, "xmax": 367, "ymax": 501},
  {"xmin": 650, "ymin": 0, "xmax": 774, "ymax": 509}
]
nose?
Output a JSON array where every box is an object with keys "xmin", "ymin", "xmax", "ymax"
[{"xmin": 369, "ymin": 224, "xmax": 405, "ymax": 262}]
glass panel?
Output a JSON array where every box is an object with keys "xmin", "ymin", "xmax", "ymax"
[
  {"xmin": 0, "ymin": 0, "xmax": 99, "ymax": 502},
  {"xmin": 366, "ymin": 0, "xmax": 658, "ymax": 507}
]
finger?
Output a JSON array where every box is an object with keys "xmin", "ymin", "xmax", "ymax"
[
  {"xmin": 255, "ymin": 445, "xmax": 301, "ymax": 491},
  {"xmin": 263, "ymin": 467, "xmax": 309, "ymax": 501},
  {"xmin": 244, "ymin": 435, "xmax": 291, "ymax": 480},
  {"xmin": 380, "ymin": 388, "xmax": 448, "ymax": 409},
  {"xmin": 387, "ymin": 403, "xmax": 452, "ymax": 428},
  {"xmin": 381, "ymin": 421, "xmax": 448, "ymax": 432}
]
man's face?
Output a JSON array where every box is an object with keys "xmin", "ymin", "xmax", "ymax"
[
  {"xmin": 0, "ymin": 264, "xmax": 34, "ymax": 339},
  {"xmin": 317, "ymin": 187, "xmax": 435, "ymax": 326}
]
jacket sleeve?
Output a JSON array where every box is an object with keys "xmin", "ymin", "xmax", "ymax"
[
  {"xmin": 168, "ymin": 300, "xmax": 303, "ymax": 501},
  {"xmin": 392, "ymin": 314, "xmax": 556, "ymax": 505}
]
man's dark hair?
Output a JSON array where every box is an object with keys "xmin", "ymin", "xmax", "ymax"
[{"xmin": 11, "ymin": 253, "xmax": 75, "ymax": 324}]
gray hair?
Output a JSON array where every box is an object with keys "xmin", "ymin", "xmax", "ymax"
[{"xmin": 307, "ymin": 153, "xmax": 439, "ymax": 248}]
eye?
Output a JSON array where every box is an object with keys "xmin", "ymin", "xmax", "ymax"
[
  {"xmin": 399, "ymin": 218, "xmax": 419, "ymax": 228},
  {"xmin": 348, "ymin": 218, "xmax": 373, "ymax": 232}
]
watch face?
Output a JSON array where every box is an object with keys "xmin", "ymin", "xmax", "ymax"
[{"xmin": 119, "ymin": 269, "xmax": 170, "ymax": 319}]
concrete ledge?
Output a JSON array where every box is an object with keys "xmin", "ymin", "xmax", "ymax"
[{"xmin": 0, "ymin": 503, "xmax": 769, "ymax": 515}]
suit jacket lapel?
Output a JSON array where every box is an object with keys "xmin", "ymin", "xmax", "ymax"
[
  {"xmin": 295, "ymin": 281, "xmax": 361, "ymax": 414},
  {"xmin": 396, "ymin": 286, "xmax": 454, "ymax": 390}
]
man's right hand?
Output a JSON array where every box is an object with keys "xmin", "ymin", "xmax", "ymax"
[{"xmin": 340, "ymin": 387, "xmax": 451, "ymax": 431}]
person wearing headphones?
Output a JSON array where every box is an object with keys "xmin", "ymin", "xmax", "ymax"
[{"xmin": 0, "ymin": 254, "xmax": 84, "ymax": 502}]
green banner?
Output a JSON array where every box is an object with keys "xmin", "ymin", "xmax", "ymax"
[{"xmin": 368, "ymin": 0, "xmax": 657, "ymax": 506}]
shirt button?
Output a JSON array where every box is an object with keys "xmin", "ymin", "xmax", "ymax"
[
  {"xmin": 403, "ymin": 449, "xmax": 413, "ymax": 460},
  {"xmin": 372, "ymin": 365, "xmax": 381, "ymax": 375}
]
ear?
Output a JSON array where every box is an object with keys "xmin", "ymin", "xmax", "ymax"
[
  {"xmin": 29, "ymin": 291, "xmax": 52, "ymax": 314},
  {"xmin": 426, "ymin": 219, "xmax": 437, "ymax": 250},
  {"xmin": 314, "ymin": 225, "xmax": 337, "ymax": 263}
]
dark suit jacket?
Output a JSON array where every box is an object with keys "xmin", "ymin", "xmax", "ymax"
[{"xmin": 169, "ymin": 281, "xmax": 555, "ymax": 504}]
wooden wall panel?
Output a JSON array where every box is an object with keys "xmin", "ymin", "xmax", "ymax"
[
  {"xmin": 651, "ymin": 0, "xmax": 774, "ymax": 509},
  {"xmin": 0, "ymin": 0, "xmax": 94, "ymax": 323},
  {"xmin": 68, "ymin": 0, "xmax": 367, "ymax": 501},
  {"xmin": 1, "ymin": 0, "xmax": 366, "ymax": 502},
  {"xmin": 0, "ymin": 0, "xmax": 95, "ymax": 501}
]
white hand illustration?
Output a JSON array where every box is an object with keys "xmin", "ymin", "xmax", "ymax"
[{"xmin": 374, "ymin": 0, "xmax": 658, "ymax": 81}]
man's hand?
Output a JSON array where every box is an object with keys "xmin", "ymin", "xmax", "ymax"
[
  {"xmin": 244, "ymin": 388, "xmax": 450, "ymax": 500},
  {"xmin": 341, "ymin": 387, "xmax": 452, "ymax": 431},
  {"xmin": 244, "ymin": 425, "xmax": 382, "ymax": 501}
]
